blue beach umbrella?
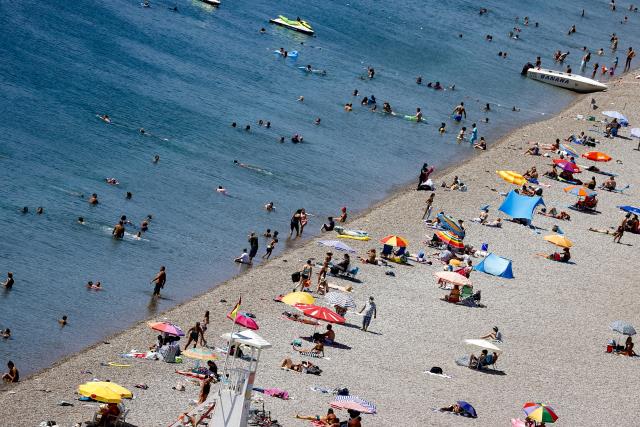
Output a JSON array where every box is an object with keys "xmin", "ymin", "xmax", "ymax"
[
  {"xmin": 618, "ymin": 205, "xmax": 640, "ymax": 215},
  {"xmin": 602, "ymin": 111, "xmax": 628, "ymax": 124},
  {"xmin": 318, "ymin": 240, "xmax": 356, "ymax": 253},
  {"xmin": 456, "ymin": 401, "xmax": 477, "ymax": 418},
  {"xmin": 437, "ymin": 213, "xmax": 465, "ymax": 239}
]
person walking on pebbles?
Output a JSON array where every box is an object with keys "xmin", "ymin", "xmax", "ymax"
[{"xmin": 359, "ymin": 296, "xmax": 377, "ymax": 332}]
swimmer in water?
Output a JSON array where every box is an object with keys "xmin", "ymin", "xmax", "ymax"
[
  {"xmin": 457, "ymin": 127, "xmax": 466, "ymax": 142},
  {"xmin": 484, "ymin": 103, "xmax": 491, "ymax": 112},
  {"xmin": 266, "ymin": 121, "xmax": 271, "ymax": 128},
  {"xmin": 78, "ymin": 217, "xmax": 85, "ymax": 224},
  {"xmin": 139, "ymin": 128, "xmax": 146, "ymax": 134},
  {"xmin": 383, "ymin": 102, "xmax": 392, "ymax": 114},
  {"xmin": 106, "ymin": 178, "xmax": 119, "ymax": 185},
  {"xmin": 59, "ymin": 315, "xmax": 68, "ymax": 326},
  {"xmin": 265, "ymin": 202, "xmax": 275, "ymax": 211},
  {"xmin": 439, "ymin": 123, "xmax": 446, "ymax": 134},
  {"xmin": 314, "ymin": 118, "xmax": 321, "ymax": 125},
  {"xmin": 1, "ymin": 329, "xmax": 10, "ymax": 339},
  {"xmin": 245, "ymin": 125, "xmax": 251, "ymax": 131},
  {"xmin": 260, "ymin": 27, "xmax": 266, "ymax": 33},
  {"xmin": 88, "ymin": 193, "xmax": 99, "ymax": 205},
  {"xmin": 416, "ymin": 76, "xmax": 422, "ymax": 84},
  {"xmin": 21, "ymin": 207, "xmax": 28, "ymax": 214},
  {"xmin": 153, "ymin": 154, "xmax": 160, "ymax": 163},
  {"xmin": 279, "ymin": 136, "xmax": 285, "ymax": 143},
  {"xmin": 217, "ymin": 186, "xmax": 227, "ymax": 195},
  {"xmin": 297, "ymin": 96, "xmax": 304, "ymax": 102},
  {"xmin": 452, "ymin": 102, "xmax": 466, "ymax": 120},
  {"xmin": 415, "ymin": 108, "xmax": 423, "ymax": 122},
  {"xmin": 126, "ymin": 192, "xmax": 132, "ymax": 200},
  {"xmin": 100, "ymin": 114, "xmax": 111, "ymax": 124},
  {"xmin": 231, "ymin": 122, "xmax": 237, "ymax": 128},
  {"xmin": 169, "ymin": 5, "xmax": 178, "ymax": 11},
  {"xmin": 305, "ymin": 64, "xmax": 312, "ymax": 72},
  {"xmin": 36, "ymin": 207, "xmax": 44, "ymax": 215}
]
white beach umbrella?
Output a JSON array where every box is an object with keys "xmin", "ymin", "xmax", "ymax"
[
  {"xmin": 464, "ymin": 339, "xmax": 502, "ymax": 354},
  {"xmin": 602, "ymin": 111, "xmax": 628, "ymax": 122},
  {"xmin": 630, "ymin": 128, "xmax": 640, "ymax": 138}
]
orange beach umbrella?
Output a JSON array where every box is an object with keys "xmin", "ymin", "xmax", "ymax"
[
  {"xmin": 581, "ymin": 151, "xmax": 612, "ymax": 162},
  {"xmin": 380, "ymin": 235, "xmax": 408, "ymax": 247}
]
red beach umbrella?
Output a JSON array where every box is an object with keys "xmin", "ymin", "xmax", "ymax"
[{"xmin": 294, "ymin": 304, "xmax": 345, "ymax": 324}]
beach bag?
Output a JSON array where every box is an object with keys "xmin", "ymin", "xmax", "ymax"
[
  {"xmin": 306, "ymin": 365, "xmax": 322, "ymax": 375},
  {"xmin": 429, "ymin": 367, "xmax": 443, "ymax": 375},
  {"xmin": 291, "ymin": 272, "xmax": 301, "ymax": 283},
  {"xmin": 336, "ymin": 387, "xmax": 349, "ymax": 396}
]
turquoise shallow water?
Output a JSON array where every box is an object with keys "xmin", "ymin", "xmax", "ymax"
[{"xmin": 0, "ymin": 0, "xmax": 638, "ymax": 374}]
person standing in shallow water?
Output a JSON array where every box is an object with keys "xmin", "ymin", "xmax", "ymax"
[
  {"xmin": 624, "ymin": 47, "xmax": 635, "ymax": 72},
  {"xmin": 290, "ymin": 209, "xmax": 302, "ymax": 238},
  {"xmin": 151, "ymin": 266, "xmax": 166, "ymax": 297},
  {"xmin": 248, "ymin": 232, "xmax": 259, "ymax": 264},
  {"xmin": 112, "ymin": 221, "xmax": 125, "ymax": 239}
]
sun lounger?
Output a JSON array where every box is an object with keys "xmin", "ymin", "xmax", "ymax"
[{"xmin": 168, "ymin": 400, "xmax": 216, "ymax": 427}]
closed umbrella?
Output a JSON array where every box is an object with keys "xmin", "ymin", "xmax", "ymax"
[
  {"xmin": 433, "ymin": 271, "xmax": 472, "ymax": 287},
  {"xmin": 78, "ymin": 382, "xmax": 132, "ymax": 403},
  {"xmin": 497, "ymin": 170, "xmax": 526, "ymax": 186},
  {"xmin": 281, "ymin": 291, "xmax": 315, "ymax": 306},
  {"xmin": 318, "ymin": 240, "xmax": 355, "ymax": 253},
  {"xmin": 435, "ymin": 230, "xmax": 464, "ymax": 249},
  {"xmin": 544, "ymin": 234, "xmax": 573, "ymax": 248},
  {"xmin": 523, "ymin": 403, "xmax": 558, "ymax": 423},
  {"xmin": 610, "ymin": 320, "xmax": 636, "ymax": 336},
  {"xmin": 324, "ymin": 292, "xmax": 356, "ymax": 309},
  {"xmin": 330, "ymin": 395, "xmax": 377, "ymax": 414},
  {"xmin": 582, "ymin": 151, "xmax": 612, "ymax": 162},
  {"xmin": 295, "ymin": 304, "xmax": 345, "ymax": 324},
  {"xmin": 563, "ymin": 185, "xmax": 597, "ymax": 198},
  {"xmin": 437, "ymin": 213, "xmax": 465, "ymax": 238},
  {"xmin": 380, "ymin": 235, "xmax": 408, "ymax": 247},
  {"xmin": 147, "ymin": 321, "xmax": 184, "ymax": 337}
]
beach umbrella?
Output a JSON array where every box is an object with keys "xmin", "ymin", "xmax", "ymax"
[
  {"xmin": 563, "ymin": 185, "xmax": 597, "ymax": 198},
  {"xmin": 630, "ymin": 128, "xmax": 640, "ymax": 138},
  {"xmin": 610, "ymin": 320, "xmax": 636, "ymax": 336},
  {"xmin": 330, "ymin": 395, "xmax": 377, "ymax": 414},
  {"xmin": 294, "ymin": 304, "xmax": 345, "ymax": 324},
  {"xmin": 618, "ymin": 205, "xmax": 640, "ymax": 215},
  {"xmin": 544, "ymin": 234, "xmax": 573, "ymax": 248},
  {"xmin": 318, "ymin": 240, "xmax": 356, "ymax": 253},
  {"xmin": 379, "ymin": 235, "xmax": 408, "ymax": 247},
  {"xmin": 602, "ymin": 111, "xmax": 628, "ymax": 123},
  {"xmin": 463, "ymin": 339, "xmax": 502, "ymax": 354},
  {"xmin": 582, "ymin": 151, "xmax": 612, "ymax": 162},
  {"xmin": 523, "ymin": 403, "xmax": 558, "ymax": 424},
  {"xmin": 182, "ymin": 347, "xmax": 218, "ymax": 361},
  {"xmin": 437, "ymin": 213, "xmax": 465, "ymax": 238},
  {"xmin": 435, "ymin": 230, "xmax": 464, "ymax": 249},
  {"xmin": 433, "ymin": 271, "xmax": 472, "ymax": 287},
  {"xmin": 497, "ymin": 170, "xmax": 526, "ymax": 186},
  {"xmin": 147, "ymin": 321, "xmax": 185, "ymax": 337},
  {"xmin": 234, "ymin": 313, "xmax": 259, "ymax": 330},
  {"xmin": 456, "ymin": 401, "xmax": 477, "ymax": 418},
  {"xmin": 553, "ymin": 159, "xmax": 581, "ymax": 173},
  {"xmin": 78, "ymin": 382, "xmax": 132, "ymax": 403},
  {"xmin": 324, "ymin": 292, "xmax": 356, "ymax": 309},
  {"xmin": 282, "ymin": 291, "xmax": 315, "ymax": 306}
]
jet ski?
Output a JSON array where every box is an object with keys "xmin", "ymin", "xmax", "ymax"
[{"xmin": 269, "ymin": 15, "xmax": 314, "ymax": 35}]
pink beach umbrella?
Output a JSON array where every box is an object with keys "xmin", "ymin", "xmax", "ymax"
[
  {"xmin": 147, "ymin": 321, "xmax": 185, "ymax": 336},
  {"xmin": 234, "ymin": 313, "xmax": 259, "ymax": 330}
]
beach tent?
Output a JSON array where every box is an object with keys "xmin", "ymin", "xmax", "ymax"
[
  {"xmin": 498, "ymin": 190, "xmax": 545, "ymax": 220},
  {"xmin": 474, "ymin": 253, "xmax": 514, "ymax": 279}
]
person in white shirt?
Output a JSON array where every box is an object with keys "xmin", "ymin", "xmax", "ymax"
[
  {"xmin": 359, "ymin": 296, "xmax": 377, "ymax": 331},
  {"xmin": 234, "ymin": 249, "xmax": 250, "ymax": 264}
]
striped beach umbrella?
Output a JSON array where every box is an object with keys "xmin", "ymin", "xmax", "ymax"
[
  {"xmin": 563, "ymin": 185, "xmax": 596, "ymax": 198},
  {"xmin": 330, "ymin": 395, "xmax": 377, "ymax": 414},
  {"xmin": 523, "ymin": 403, "xmax": 558, "ymax": 423},
  {"xmin": 380, "ymin": 235, "xmax": 408, "ymax": 247},
  {"xmin": 497, "ymin": 170, "xmax": 526, "ymax": 186},
  {"xmin": 437, "ymin": 213, "xmax": 465, "ymax": 238},
  {"xmin": 582, "ymin": 151, "xmax": 611, "ymax": 162},
  {"xmin": 324, "ymin": 292, "xmax": 356, "ymax": 309},
  {"xmin": 147, "ymin": 321, "xmax": 185, "ymax": 337},
  {"xmin": 435, "ymin": 230, "xmax": 464, "ymax": 249},
  {"xmin": 294, "ymin": 304, "xmax": 345, "ymax": 324}
]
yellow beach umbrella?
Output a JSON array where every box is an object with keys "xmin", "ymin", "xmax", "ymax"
[
  {"xmin": 496, "ymin": 170, "xmax": 526, "ymax": 186},
  {"xmin": 282, "ymin": 291, "xmax": 315, "ymax": 306},
  {"xmin": 78, "ymin": 382, "xmax": 132, "ymax": 403},
  {"xmin": 544, "ymin": 235, "xmax": 573, "ymax": 248}
]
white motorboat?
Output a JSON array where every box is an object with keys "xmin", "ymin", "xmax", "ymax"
[
  {"xmin": 198, "ymin": 0, "xmax": 220, "ymax": 6},
  {"xmin": 526, "ymin": 68, "xmax": 607, "ymax": 93},
  {"xmin": 269, "ymin": 15, "xmax": 314, "ymax": 35}
]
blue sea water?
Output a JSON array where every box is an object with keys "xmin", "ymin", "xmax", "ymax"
[{"xmin": 1, "ymin": 0, "xmax": 638, "ymax": 374}]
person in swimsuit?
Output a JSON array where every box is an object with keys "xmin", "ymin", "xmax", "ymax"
[
  {"xmin": 112, "ymin": 221, "xmax": 125, "ymax": 239},
  {"xmin": 2, "ymin": 361, "xmax": 19, "ymax": 383},
  {"xmin": 248, "ymin": 232, "xmax": 259, "ymax": 264},
  {"xmin": 3, "ymin": 272, "xmax": 14, "ymax": 289},
  {"xmin": 290, "ymin": 209, "xmax": 302, "ymax": 237},
  {"xmin": 452, "ymin": 102, "xmax": 467, "ymax": 121},
  {"xmin": 88, "ymin": 193, "xmax": 99, "ymax": 205},
  {"xmin": 151, "ymin": 266, "xmax": 166, "ymax": 297},
  {"xmin": 262, "ymin": 236, "xmax": 278, "ymax": 259},
  {"xmin": 299, "ymin": 209, "xmax": 308, "ymax": 235},
  {"xmin": 338, "ymin": 207, "xmax": 348, "ymax": 223},
  {"xmin": 184, "ymin": 322, "xmax": 204, "ymax": 350},
  {"xmin": 321, "ymin": 216, "xmax": 335, "ymax": 232}
]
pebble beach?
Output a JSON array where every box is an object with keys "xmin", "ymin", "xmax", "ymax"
[{"xmin": 1, "ymin": 68, "xmax": 639, "ymax": 427}]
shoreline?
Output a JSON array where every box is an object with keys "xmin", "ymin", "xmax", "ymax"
[{"xmin": 2, "ymin": 72, "xmax": 639, "ymax": 426}]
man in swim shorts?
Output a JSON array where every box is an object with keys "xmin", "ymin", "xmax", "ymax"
[
  {"xmin": 452, "ymin": 102, "xmax": 466, "ymax": 121},
  {"xmin": 151, "ymin": 266, "xmax": 166, "ymax": 297}
]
